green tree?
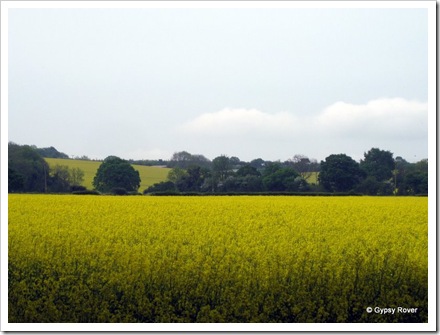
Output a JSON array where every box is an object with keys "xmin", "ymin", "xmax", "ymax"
[
  {"xmin": 355, "ymin": 175, "xmax": 393, "ymax": 195},
  {"xmin": 236, "ymin": 164, "xmax": 261, "ymax": 177},
  {"xmin": 8, "ymin": 142, "xmax": 49, "ymax": 193},
  {"xmin": 93, "ymin": 156, "xmax": 140, "ymax": 193},
  {"xmin": 167, "ymin": 167, "xmax": 188, "ymax": 184},
  {"xmin": 319, "ymin": 154, "xmax": 364, "ymax": 192},
  {"xmin": 222, "ymin": 175, "xmax": 263, "ymax": 192},
  {"xmin": 8, "ymin": 167, "xmax": 24, "ymax": 192},
  {"xmin": 289, "ymin": 154, "xmax": 320, "ymax": 181},
  {"xmin": 169, "ymin": 151, "xmax": 193, "ymax": 168},
  {"xmin": 403, "ymin": 170, "xmax": 428, "ymax": 194},
  {"xmin": 48, "ymin": 165, "xmax": 71, "ymax": 193},
  {"xmin": 360, "ymin": 148, "xmax": 395, "ymax": 182},
  {"xmin": 70, "ymin": 167, "xmax": 85, "ymax": 186},
  {"xmin": 240, "ymin": 175, "xmax": 264, "ymax": 192},
  {"xmin": 393, "ymin": 157, "xmax": 428, "ymax": 195},
  {"xmin": 249, "ymin": 158, "xmax": 266, "ymax": 171},
  {"xmin": 176, "ymin": 165, "xmax": 209, "ymax": 192},
  {"xmin": 46, "ymin": 165, "xmax": 85, "ymax": 193},
  {"xmin": 168, "ymin": 151, "xmax": 211, "ymax": 169},
  {"xmin": 212, "ymin": 155, "xmax": 231, "ymax": 184},
  {"xmin": 398, "ymin": 159, "xmax": 428, "ymax": 195},
  {"xmin": 262, "ymin": 162, "xmax": 302, "ymax": 192},
  {"xmin": 414, "ymin": 158, "xmax": 428, "ymax": 174}
]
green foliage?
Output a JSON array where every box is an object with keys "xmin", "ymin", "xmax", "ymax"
[
  {"xmin": 70, "ymin": 167, "xmax": 85, "ymax": 186},
  {"xmin": 249, "ymin": 158, "xmax": 266, "ymax": 171},
  {"xmin": 46, "ymin": 158, "xmax": 170, "ymax": 191},
  {"xmin": 41, "ymin": 165, "xmax": 86, "ymax": 193},
  {"xmin": 222, "ymin": 175, "xmax": 264, "ymax": 193},
  {"xmin": 360, "ymin": 148, "xmax": 395, "ymax": 182},
  {"xmin": 34, "ymin": 146, "xmax": 69, "ymax": 159},
  {"xmin": 70, "ymin": 185, "xmax": 87, "ymax": 192},
  {"xmin": 212, "ymin": 155, "xmax": 232, "ymax": 183},
  {"xmin": 289, "ymin": 154, "xmax": 320, "ymax": 182},
  {"xmin": 111, "ymin": 187, "xmax": 128, "ymax": 195},
  {"xmin": 8, "ymin": 168, "xmax": 25, "ymax": 192},
  {"xmin": 402, "ymin": 170, "xmax": 428, "ymax": 195},
  {"xmin": 144, "ymin": 181, "xmax": 176, "ymax": 194},
  {"xmin": 168, "ymin": 151, "xmax": 211, "ymax": 169},
  {"xmin": 8, "ymin": 142, "xmax": 49, "ymax": 193},
  {"xmin": 236, "ymin": 164, "xmax": 261, "ymax": 177},
  {"xmin": 393, "ymin": 158, "xmax": 428, "ymax": 195},
  {"xmin": 176, "ymin": 166, "xmax": 210, "ymax": 192},
  {"xmin": 356, "ymin": 176, "xmax": 379, "ymax": 195},
  {"xmin": 319, "ymin": 154, "xmax": 364, "ymax": 192},
  {"xmin": 262, "ymin": 162, "xmax": 302, "ymax": 192},
  {"xmin": 167, "ymin": 167, "xmax": 187, "ymax": 184},
  {"xmin": 48, "ymin": 165, "xmax": 71, "ymax": 193},
  {"xmin": 45, "ymin": 158, "xmax": 100, "ymax": 190},
  {"xmin": 93, "ymin": 156, "xmax": 141, "ymax": 193},
  {"xmin": 11, "ymin": 144, "xmax": 428, "ymax": 196},
  {"xmin": 71, "ymin": 189, "xmax": 101, "ymax": 195}
]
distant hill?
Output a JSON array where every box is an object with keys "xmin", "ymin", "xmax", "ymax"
[
  {"xmin": 35, "ymin": 146, "xmax": 69, "ymax": 159},
  {"xmin": 45, "ymin": 158, "xmax": 170, "ymax": 192}
]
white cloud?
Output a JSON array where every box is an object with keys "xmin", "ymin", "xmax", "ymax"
[
  {"xmin": 178, "ymin": 108, "xmax": 299, "ymax": 137},
  {"xmin": 315, "ymin": 98, "xmax": 428, "ymax": 140},
  {"xmin": 175, "ymin": 98, "xmax": 427, "ymax": 162},
  {"xmin": 178, "ymin": 98, "xmax": 427, "ymax": 142}
]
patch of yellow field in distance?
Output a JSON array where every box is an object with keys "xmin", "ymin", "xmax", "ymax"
[{"xmin": 45, "ymin": 158, "xmax": 170, "ymax": 191}]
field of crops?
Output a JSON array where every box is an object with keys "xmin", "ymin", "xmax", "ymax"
[
  {"xmin": 45, "ymin": 158, "xmax": 170, "ymax": 191},
  {"xmin": 8, "ymin": 194, "xmax": 428, "ymax": 323}
]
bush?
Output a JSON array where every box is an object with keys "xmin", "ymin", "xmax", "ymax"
[
  {"xmin": 147, "ymin": 191, "xmax": 363, "ymax": 196},
  {"xmin": 111, "ymin": 187, "xmax": 128, "ymax": 195},
  {"xmin": 143, "ymin": 181, "xmax": 176, "ymax": 194},
  {"xmin": 70, "ymin": 185, "xmax": 87, "ymax": 192},
  {"xmin": 71, "ymin": 190, "xmax": 101, "ymax": 195}
]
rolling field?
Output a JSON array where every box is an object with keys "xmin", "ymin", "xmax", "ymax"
[
  {"xmin": 45, "ymin": 158, "xmax": 170, "ymax": 192},
  {"xmin": 8, "ymin": 195, "xmax": 428, "ymax": 323},
  {"xmin": 304, "ymin": 172, "xmax": 319, "ymax": 185}
]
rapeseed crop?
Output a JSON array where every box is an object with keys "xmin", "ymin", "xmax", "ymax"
[{"xmin": 8, "ymin": 195, "xmax": 427, "ymax": 322}]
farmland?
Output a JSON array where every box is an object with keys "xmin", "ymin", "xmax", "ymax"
[
  {"xmin": 8, "ymin": 195, "xmax": 427, "ymax": 323},
  {"xmin": 45, "ymin": 158, "xmax": 170, "ymax": 192}
]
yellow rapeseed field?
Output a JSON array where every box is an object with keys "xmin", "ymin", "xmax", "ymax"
[
  {"xmin": 8, "ymin": 194, "xmax": 428, "ymax": 323},
  {"xmin": 45, "ymin": 158, "xmax": 170, "ymax": 191}
]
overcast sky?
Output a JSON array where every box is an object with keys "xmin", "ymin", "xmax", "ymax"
[{"xmin": 6, "ymin": 2, "xmax": 432, "ymax": 163}]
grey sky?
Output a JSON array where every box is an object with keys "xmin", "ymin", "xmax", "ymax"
[{"xmin": 7, "ymin": 3, "xmax": 431, "ymax": 162}]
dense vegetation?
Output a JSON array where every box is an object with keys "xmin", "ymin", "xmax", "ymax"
[
  {"xmin": 8, "ymin": 143, "xmax": 83, "ymax": 193},
  {"xmin": 8, "ymin": 142, "xmax": 428, "ymax": 196},
  {"xmin": 145, "ymin": 149, "xmax": 427, "ymax": 196},
  {"xmin": 9, "ymin": 195, "xmax": 427, "ymax": 323},
  {"xmin": 92, "ymin": 156, "xmax": 141, "ymax": 194}
]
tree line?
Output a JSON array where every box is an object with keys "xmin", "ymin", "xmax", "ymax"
[
  {"xmin": 8, "ymin": 143, "xmax": 85, "ymax": 193},
  {"xmin": 146, "ymin": 149, "xmax": 427, "ymax": 196},
  {"xmin": 8, "ymin": 142, "xmax": 427, "ymax": 196}
]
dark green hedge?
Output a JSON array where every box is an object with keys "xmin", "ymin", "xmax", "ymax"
[{"xmin": 146, "ymin": 191, "xmax": 364, "ymax": 196}]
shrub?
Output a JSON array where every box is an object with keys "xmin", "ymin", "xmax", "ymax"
[
  {"xmin": 70, "ymin": 185, "xmax": 87, "ymax": 192},
  {"xmin": 143, "ymin": 181, "xmax": 176, "ymax": 194},
  {"xmin": 71, "ymin": 190, "xmax": 101, "ymax": 195},
  {"xmin": 111, "ymin": 187, "xmax": 128, "ymax": 195}
]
